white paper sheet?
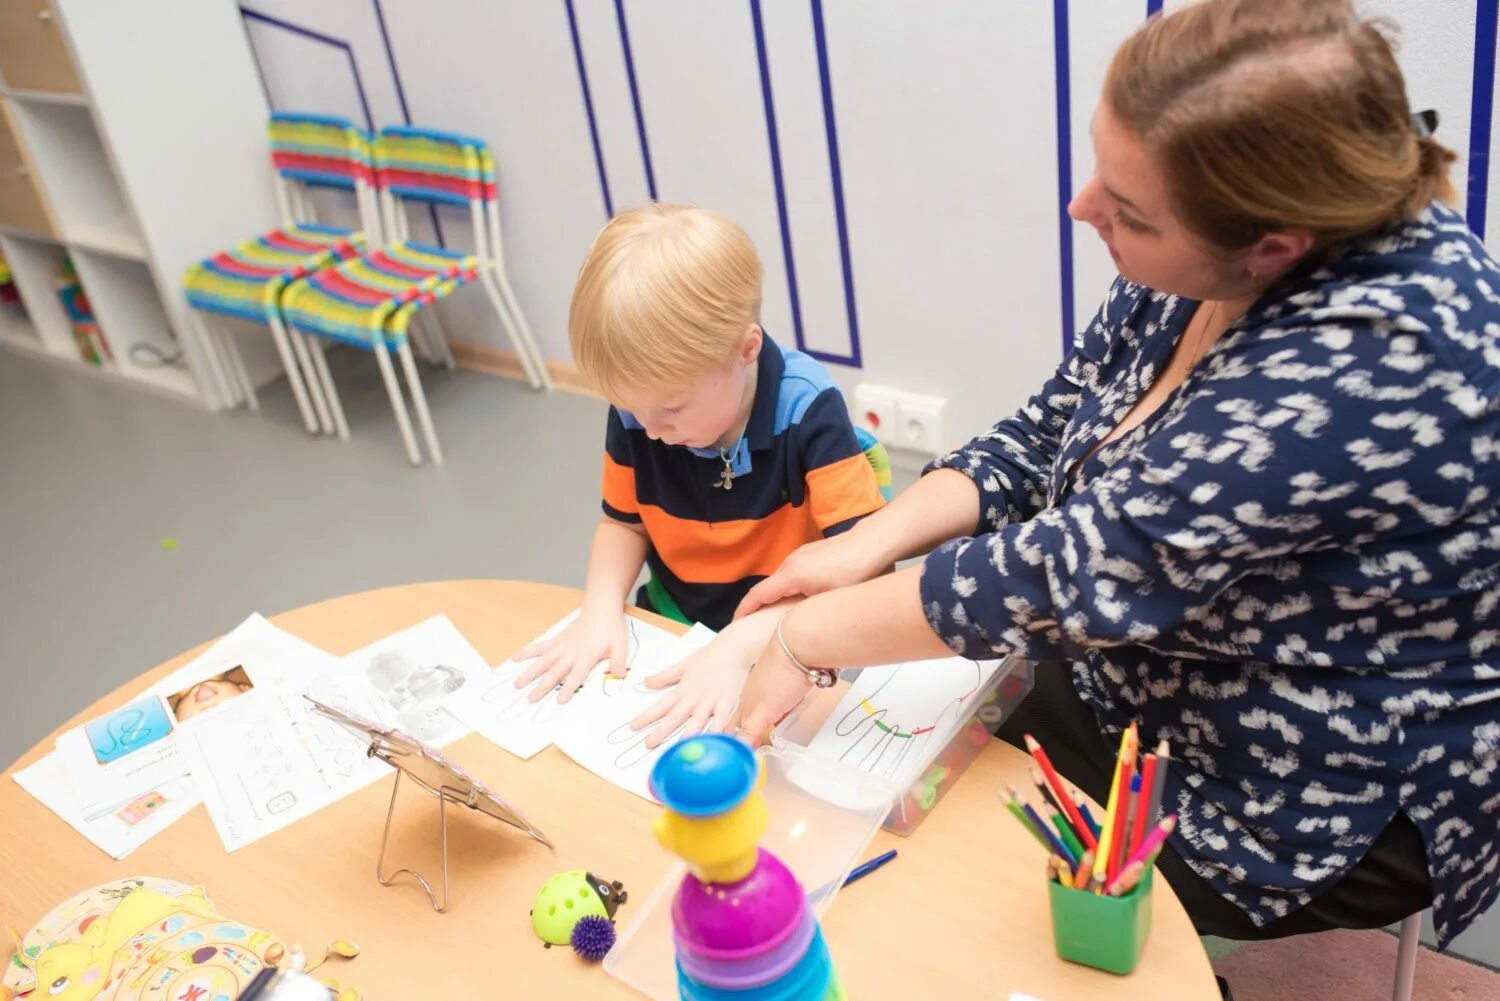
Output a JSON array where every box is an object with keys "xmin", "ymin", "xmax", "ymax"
[
  {"xmin": 335, "ymin": 615, "xmax": 488, "ymax": 748},
  {"xmin": 52, "ymin": 612, "xmax": 312, "ymax": 822},
  {"xmin": 554, "ymin": 624, "xmax": 719, "ymax": 801},
  {"xmin": 445, "ymin": 611, "xmax": 689, "ymax": 762},
  {"xmin": 12, "ymin": 752, "xmax": 198, "ymax": 859},
  {"xmin": 804, "ymin": 656, "xmax": 1005, "ymax": 791},
  {"xmin": 177, "ymin": 614, "xmax": 488, "ymax": 851}
]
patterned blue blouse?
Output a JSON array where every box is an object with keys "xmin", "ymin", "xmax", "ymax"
[{"xmin": 921, "ymin": 202, "xmax": 1499, "ymax": 946}]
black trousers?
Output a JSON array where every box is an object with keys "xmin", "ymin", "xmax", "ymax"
[{"xmin": 996, "ymin": 663, "xmax": 1434, "ymax": 939}]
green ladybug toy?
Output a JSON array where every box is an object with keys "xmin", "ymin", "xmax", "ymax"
[{"xmin": 530, "ymin": 871, "xmax": 628, "ymax": 949}]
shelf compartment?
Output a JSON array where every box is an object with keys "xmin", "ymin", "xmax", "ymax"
[
  {"xmin": 8, "ymin": 99, "xmax": 143, "ymax": 256},
  {"xmin": 0, "ymin": 97, "xmax": 58, "ymax": 237},
  {"xmin": 69, "ymin": 247, "xmax": 196, "ymax": 397},
  {"xmin": 0, "ymin": 0, "xmax": 82, "ymax": 95}
]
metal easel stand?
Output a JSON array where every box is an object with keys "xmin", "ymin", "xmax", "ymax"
[{"xmin": 372, "ymin": 759, "xmax": 466, "ymax": 913}]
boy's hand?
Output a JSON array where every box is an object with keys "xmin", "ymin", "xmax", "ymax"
[
  {"xmin": 629, "ymin": 637, "xmax": 752, "ymax": 749},
  {"xmin": 513, "ymin": 608, "xmax": 628, "ymax": 704}
]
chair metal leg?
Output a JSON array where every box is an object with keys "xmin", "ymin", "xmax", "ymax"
[
  {"xmin": 493, "ymin": 269, "xmax": 552, "ymax": 390},
  {"xmin": 205, "ymin": 319, "xmax": 246, "ymax": 408},
  {"xmin": 215, "ymin": 323, "xmax": 259, "ymax": 412},
  {"xmin": 396, "ymin": 339, "xmax": 443, "ymax": 465},
  {"xmin": 308, "ymin": 338, "xmax": 350, "ymax": 441},
  {"xmin": 422, "ymin": 306, "xmax": 457, "ymax": 371},
  {"xmin": 373, "ymin": 342, "xmax": 422, "ymax": 465},
  {"xmin": 477, "ymin": 270, "xmax": 544, "ymax": 390},
  {"xmin": 280, "ymin": 319, "xmax": 334, "ymax": 435},
  {"xmin": 262, "ymin": 312, "xmax": 317, "ymax": 433},
  {"xmin": 187, "ymin": 308, "xmax": 238, "ymax": 410},
  {"xmin": 1392, "ymin": 912, "xmax": 1421, "ymax": 1001}
]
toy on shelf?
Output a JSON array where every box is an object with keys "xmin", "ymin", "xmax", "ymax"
[
  {"xmin": 651, "ymin": 735, "xmax": 847, "ymax": 1001},
  {"xmin": 57, "ymin": 257, "xmax": 112, "ymax": 367},
  {"xmin": 530, "ymin": 870, "xmax": 629, "ymax": 959},
  {"xmin": 0, "ymin": 252, "xmax": 18, "ymax": 306}
]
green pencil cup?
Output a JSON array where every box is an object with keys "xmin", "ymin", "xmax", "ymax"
[{"xmin": 1047, "ymin": 868, "xmax": 1153, "ymax": 975}]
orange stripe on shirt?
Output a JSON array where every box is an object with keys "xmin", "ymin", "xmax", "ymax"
[
  {"xmin": 601, "ymin": 453, "xmax": 639, "ymax": 515},
  {"xmin": 806, "ymin": 452, "xmax": 885, "ymax": 531},
  {"xmin": 638, "ymin": 502, "xmax": 820, "ymax": 583}
]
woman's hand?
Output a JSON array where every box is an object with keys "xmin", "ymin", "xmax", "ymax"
[
  {"xmin": 734, "ymin": 526, "xmax": 892, "ymax": 619},
  {"xmin": 730, "ymin": 623, "xmax": 817, "ymax": 747},
  {"xmin": 513, "ymin": 607, "xmax": 627, "ymax": 703},
  {"xmin": 629, "ymin": 643, "xmax": 750, "ymax": 749}
]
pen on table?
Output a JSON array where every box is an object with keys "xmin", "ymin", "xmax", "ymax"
[{"xmin": 844, "ymin": 849, "xmax": 898, "ymax": 887}]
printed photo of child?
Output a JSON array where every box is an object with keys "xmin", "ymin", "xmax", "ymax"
[{"xmin": 168, "ymin": 665, "xmax": 254, "ymax": 722}]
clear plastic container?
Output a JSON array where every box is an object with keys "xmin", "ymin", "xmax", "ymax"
[
  {"xmin": 604, "ymin": 744, "xmax": 893, "ymax": 1001},
  {"xmin": 772, "ymin": 655, "xmax": 1034, "ymax": 835}
]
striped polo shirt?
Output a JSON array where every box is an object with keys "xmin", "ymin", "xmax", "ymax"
[{"xmin": 601, "ymin": 335, "xmax": 885, "ymax": 630}]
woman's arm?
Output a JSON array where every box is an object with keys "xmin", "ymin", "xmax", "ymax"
[
  {"xmin": 735, "ymin": 316, "xmax": 1485, "ymax": 737},
  {"xmin": 735, "ymin": 279, "xmax": 1142, "ymax": 617}
]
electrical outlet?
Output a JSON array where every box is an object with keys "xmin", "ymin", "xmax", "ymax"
[
  {"xmin": 852, "ymin": 383, "xmax": 899, "ymax": 442},
  {"xmin": 895, "ymin": 392, "xmax": 947, "ymax": 454}
]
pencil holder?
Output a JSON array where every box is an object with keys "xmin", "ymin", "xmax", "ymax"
[{"xmin": 1046, "ymin": 868, "xmax": 1153, "ymax": 975}]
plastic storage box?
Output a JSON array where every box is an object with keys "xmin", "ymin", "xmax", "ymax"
[{"xmin": 771, "ymin": 655, "xmax": 1034, "ymax": 835}]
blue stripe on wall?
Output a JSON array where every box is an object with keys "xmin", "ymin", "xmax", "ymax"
[
  {"xmin": 564, "ymin": 0, "xmax": 614, "ymax": 218},
  {"xmin": 1468, "ymin": 0, "xmax": 1498, "ymax": 238},
  {"xmin": 749, "ymin": 0, "xmax": 807, "ymax": 357},
  {"xmin": 1053, "ymin": 0, "xmax": 1075, "ymax": 353},
  {"xmin": 614, "ymin": 0, "xmax": 658, "ymax": 201},
  {"xmin": 1146, "ymin": 0, "xmax": 1163, "ymax": 16},
  {"xmin": 239, "ymin": 7, "xmax": 375, "ymax": 133},
  {"xmin": 809, "ymin": 0, "xmax": 862, "ymax": 368}
]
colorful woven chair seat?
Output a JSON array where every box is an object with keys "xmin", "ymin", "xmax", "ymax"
[
  {"xmin": 183, "ymin": 223, "xmax": 364, "ymax": 322},
  {"xmin": 179, "ymin": 112, "xmax": 380, "ymax": 437},
  {"xmin": 280, "ymin": 242, "xmax": 478, "ymax": 349}
]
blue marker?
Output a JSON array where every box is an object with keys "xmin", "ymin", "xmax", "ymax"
[{"xmin": 843, "ymin": 849, "xmax": 898, "ymax": 888}]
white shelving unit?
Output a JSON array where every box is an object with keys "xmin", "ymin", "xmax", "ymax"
[{"xmin": 0, "ymin": 0, "xmax": 281, "ymax": 408}]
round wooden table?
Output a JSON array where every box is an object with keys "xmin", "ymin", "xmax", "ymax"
[{"xmin": 0, "ymin": 581, "xmax": 1219, "ymax": 999}]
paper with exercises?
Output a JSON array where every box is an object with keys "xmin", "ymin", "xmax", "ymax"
[
  {"xmin": 554, "ymin": 623, "xmax": 718, "ymax": 802},
  {"xmin": 12, "ymin": 753, "xmax": 198, "ymax": 859},
  {"xmin": 177, "ymin": 614, "xmax": 487, "ymax": 851}
]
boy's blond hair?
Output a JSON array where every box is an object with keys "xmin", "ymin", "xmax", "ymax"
[{"xmin": 570, "ymin": 204, "xmax": 763, "ymax": 404}]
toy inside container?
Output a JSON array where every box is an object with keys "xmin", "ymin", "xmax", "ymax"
[
  {"xmin": 604, "ymin": 743, "xmax": 891, "ymax": 1001},
  {"xmin": 771, "ymin": 655, "xmax": 1034, "ymax": 835}
]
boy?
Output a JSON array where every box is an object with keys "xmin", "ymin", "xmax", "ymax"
[{"xmin": 515, "ymin": 204, "xmax": 885, "ymax": 745}]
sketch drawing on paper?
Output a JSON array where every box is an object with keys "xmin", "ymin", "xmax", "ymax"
[{"xmin": 822, "ymin": 660, "xmax": 984, "ymax": 782}]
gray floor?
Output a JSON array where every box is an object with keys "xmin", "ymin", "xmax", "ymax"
[
  {"xmin": 0, "ymin": 346, "xmax": 607, "ymax": 767},
  {"xmin": 2, "ymin": 345, "xmax": 1497, "ymax": 966}
]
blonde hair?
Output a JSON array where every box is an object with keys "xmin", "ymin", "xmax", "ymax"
[
  {"xmin": 1106, "ymin": 0, "xmax": 1457, "ymax": 252},
  {"xmin": 570, "ymin": 204, "xmax": 763, "ymax": 403}
]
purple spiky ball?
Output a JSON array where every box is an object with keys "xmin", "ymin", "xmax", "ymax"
[{"xmin": 570, "ymin": 914, "xmax": 615, "ymax": 961}]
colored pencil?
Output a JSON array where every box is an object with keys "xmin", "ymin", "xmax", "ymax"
[
  {"xmin": 1130, "ymin": 751, "xmax": 1159, "ymax": 859},
  {"xmin": 1074, "ymin": 791, "xmax": 1103, "ymax": 838},
  {"xmin": 843, "ymin": 849, "xmax": 898, "ymax": 887},
  {"xmin": 1073, "ymin": 850, "xmax": 1095, "ymax": 890},
  {"xmin": 1098, "ymin": 724, "xmax": 1138, "ymax": 883},
  {"xmin": 1044, "ymin": 802, "xmax": 1085, "ymax": 860},
  {"xmin": 1119, "ymin": 814, "xmax": 1177, "ymax": 877},
  {"xmin": 1002, "ymin": 791, "xmax": 1052, "ymax": 852},
  {"xmin": 1030, "ymin": 765, "xmax": 1067, "ymax": 819},
  {"xmin": 1105, "ymin": 860, "xmax": 1146, "ymax": 897},
  {"xmin": 1025, "ymin": 734, "xmax": 1098, "ymax": 851},
  {"xmin": 1118, "ymin": 772, "xmax": 1142, "ymax": 879},
  {"xmin": 1143, "ymin": 739, "xmax": 1170, "ymax": 844},
  {"xmin": 1019, "ymin": 792, "xmax": 1078, "ymax": 868}
]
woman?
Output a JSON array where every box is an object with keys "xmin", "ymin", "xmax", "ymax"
[{"xmin": 730, "ymin": 0, "xmax": 1498, "ymax": 948}]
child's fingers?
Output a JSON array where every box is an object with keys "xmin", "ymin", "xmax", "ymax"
[
  {"xmin": 607, "ymin": 636, "xmax": 628, "ymax": 679},
  {"xmin": 646, "ymin": 704, "xmax": 694, "ymax": 748},
  {"xmin": 514, "ymin": 637, "xmax": 556, "ymax": 662},
  {"xmin": 515, "ymin": 646, "xmax": 565, "ymax": 687},
  {"xmin": 555, "ymin": 659, "xmax": 594, "ymax": 704},
  {"xmin": 643, "ymin": 662, "xmax": 685, "ymax": 689},
  {"xmin": 630, "ymin": 692, "xmax": 678, "ymax": 731}
]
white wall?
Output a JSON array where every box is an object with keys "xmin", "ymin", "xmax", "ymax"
[{"xmin": 235, "ymin": 0, "xmax": 1499, "ymax": 960}]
